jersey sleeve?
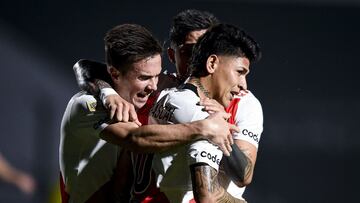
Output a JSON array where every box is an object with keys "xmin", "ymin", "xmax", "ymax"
[
  {"xmin": 150, "ymin": 88, "xmax": 223, "ymax": 171},
  {"xmin": 149, "ymin": 88, "xmax": 209, "ymax": 124},
  {"xmin": 66, "ymin": 92, "xmax": 110, "ymax": 138},
  {"xmin": 233, "ymin": 92, "xmax": 263, "ymax": 148}
]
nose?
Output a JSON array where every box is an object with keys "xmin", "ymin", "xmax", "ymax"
[
  {"xmin": 146, "ymin": 77, "xmax": 158, "ymax": 92},
  {"xmin": 238, "ymin": 76, "xmax": 247, "ymax": 91}
]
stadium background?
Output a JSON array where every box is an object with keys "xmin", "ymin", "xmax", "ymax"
[{"xmin": 0, "ymin": 0, "xmax": 358, "ymax": 202}]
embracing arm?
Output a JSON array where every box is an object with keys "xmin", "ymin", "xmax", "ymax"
[
  {"xmin": 73, "ymin": 59, "xmax": 139, "ymax": 122},
  {"xmin": 73, "ymin": 59, "xmax": 112, "ymax": 95},
  {"xmin": 100, "ymin": 111, "xmax": 237, "ymax": 155}
]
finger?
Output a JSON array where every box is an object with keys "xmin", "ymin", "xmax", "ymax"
[
  {"xmin": 109, "ymin": 104, "xmax": 116, "ymax": 120},
  {"xmin": 129, "ymin": 105, "xmax": 138, "ymax": 122},
  {"xmin": 115, "ymin": 103, "xmax": 123, "ymax": 122},
  {"xmin": 228, "ymin": 133, "xmax": 234, "ymax": 145},
  {"xmin": 199, "ymin": 100, "xmax": 217, "ymax": 108},
  {"xmin": 200, "ymin": 98, "xmax": 223, "ymax": 107},
  {"xmin": 229, "ymin": 124, "xmax": 240, "ymax": 133},
  {"xmin": 205, "ymin": 110, "xmax": 215, "ymax": 114},
  {"xmin": 134, "ymin": 119, "xmax": 142, "ymax": 126},
  {"xmin": 122, "ymin": 104, "xmax": 130, "ymax": 122},
  {"xmin": 220, "ymin": 144, "xmax": 230, "ymax": 157},
  {"xmin": 219, "ymin": 112, "xmax": 231, "ymax": 120},
  {"xmin": 202, "ymin": 105, "xmax": 223, "ymax": 113},
  {"xmin": 225, "ymin": 139, "xmax": 232, "ymax": 155}
]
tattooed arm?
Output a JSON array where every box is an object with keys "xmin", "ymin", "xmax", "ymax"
[
  {"xmin": 190, "ymin": 164, "xmax": 246, "ymax": 203},
  {"xmin": 221, "ymin": 141, "xmax": 256, "ymax": 187},
  {"xmin": 73, "ymin": 59, "xmax": 112, "ymax": 95},
  {"xmin": 73, "ymin": 59, "xmax": 140, "ymax": 122},
  {"xmin": 233, "ymin": 140, "xmax": 257, "ymax": 187}
]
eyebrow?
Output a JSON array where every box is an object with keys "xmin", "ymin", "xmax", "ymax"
[{"xmin": 238, "ymin": 66, "xmax": 249, "ymax": 74}]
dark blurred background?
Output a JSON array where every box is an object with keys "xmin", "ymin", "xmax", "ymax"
[{"xmin": 0, "ymin": 0, "xmax": 358, "ymax": 202}]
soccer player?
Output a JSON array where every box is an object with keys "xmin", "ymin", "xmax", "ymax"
[
  {"xmin": 60, "ymin": 24, "xmax": 236, "ymax": 203},
  {"xmin": 160, "ymin": 9, "xmax": 263, "ymax": 201},
  {"xmin": 149, "ymin": 23, "xmax": 261, "ymax": 203}
]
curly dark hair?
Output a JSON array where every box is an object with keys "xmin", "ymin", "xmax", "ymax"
[
  {"xmin": 169, "ymin": 9, "xmax": 219, "ymax": 47},
  {"xmin": 189, "ymin": 23, "xmax": 262, "ymax": 77}
]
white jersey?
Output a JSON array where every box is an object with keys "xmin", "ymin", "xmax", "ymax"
[
  {"xmin": 59, "ymin": 91, "xmax": 118, "ymax": 203},
  {"xmin": 149, "ymin": 84, "xmax": 223, "ymax": 203},
  {"xmin": 225, "ymin": 90, "xmax": 263, "ymax": 199}
]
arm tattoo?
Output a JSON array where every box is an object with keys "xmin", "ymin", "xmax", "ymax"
[
  {"xmin": 221, "ymin": 144, "xmax": 254, "ymax": 185},
  {"xmin": 92, "ymin": 79, "xmax": 112, "ymax": 95},
  {"xmin": 73, "ymin": 59, "xmax": 112, "ymax": 96},
  {"xmin": 190, "ymin": 163, "xmax": 245, "ymax": 203},
  {"xmin": 241, "ymin": 148, "xmax": 253, "ymax": 183}
]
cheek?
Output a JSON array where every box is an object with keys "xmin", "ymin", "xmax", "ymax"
[{"xmin": 130, "ymin": 82, "xmax": 146, "ymax": 94}]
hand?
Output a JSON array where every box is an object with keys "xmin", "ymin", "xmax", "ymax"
[
  {"xmin": 14, "ymin": 172, "xmax": 36, "ymax": 195},
  {"xmin": 104, "ymin": 94, "xmax": 141, "ymax": 126},
  {"xmin": 201, "ymin": 111, "xmax": 239, "ymax": 156},
  {"xmin": 199, "ymin": 98, "xmax": 225, "ymax": 114}
]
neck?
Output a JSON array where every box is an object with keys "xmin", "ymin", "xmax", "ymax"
[{"xmin": 189, "ymin": 77, "xmax": 211, "ymax": 99}]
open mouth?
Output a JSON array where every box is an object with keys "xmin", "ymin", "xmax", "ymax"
[
  {"xmin": 229, "ymin": 91, "xmax": 238, "ymax": 100},
  {"xmin": 137, "ymin": 91, "xmax": 153, "ymax": 99}
]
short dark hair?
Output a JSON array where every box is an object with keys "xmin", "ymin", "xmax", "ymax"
[
  {"xmin": 104, "ymin": 24, "xmax": 163, "ymax": 73},
  {"xmin": 169, "ymin": 9, "xmax": 219, "ymax": 47},
  {"xmin": 189, "ymin": 23, "xmax": 262, "ymax": 77}
]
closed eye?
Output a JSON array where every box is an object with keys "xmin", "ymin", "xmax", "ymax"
[
  {"xmin": 138, "ymin": 74, "xmax": 159, "ymax": 81},
  {"xmin": 139, "ymin": 76, "xmax": 152, "ymax": 81}
]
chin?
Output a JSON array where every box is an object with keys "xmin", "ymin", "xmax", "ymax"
[
  {"xmin": 220, "ymin": 99, "xmax": 230, "ymax": 108},
  {"xmin": 133, "ymin": 100, "xmax": 147, "ymax": 110}
]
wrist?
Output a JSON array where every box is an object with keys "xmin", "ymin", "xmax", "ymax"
[
  {"xmin": 100, "ymin": 88, "xmax": 118, "ymax": 106},
  {"xmin": 189, "ymin": 120, "xmax": 206, "ymax": 140}
]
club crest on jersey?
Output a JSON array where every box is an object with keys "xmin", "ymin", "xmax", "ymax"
[
  {"xmin": 86, "ymin": 101, "xmax": 97, "ymax": 112},
  {"xmin": 150, "ymin": 95, "xmax": 177, "ymax": 123}
]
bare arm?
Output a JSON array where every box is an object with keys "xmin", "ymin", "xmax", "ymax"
[
  {"xmin": 73, "ymin": 59, "xmax": 139, "ymax": 123},
  {"xmin": 201, "ymin": 97, "xmax": 259, "ymax": 186},
  {"xmin": 100, "ymin": 111, "xmax": 238, "ymax": 155},
  {"xmin": 190, "ymin": 164, "xmax": 246, "ymax": 203},
  {"xmin": 73, "ymin": 59, "xmax": 112, "ymax": 95},
  {"xmin": 231, "ymin": 140, "xmax": 257, "ymax": 187},
  {"xmin": 0, "ymin": 154, "xmax": 36, "ymax": 194}
]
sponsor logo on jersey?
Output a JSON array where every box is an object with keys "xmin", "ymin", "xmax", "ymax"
[
  {"xmin": 242, "ymin": 129, "xmax": 259, "ymax": 143},
  {"xmin": 200, "ymin": 151, "xmax": 221, "ymax": 166},
  {"xmin": 150, "ymin": 95, "xmax": 177, "ymax": 123},
  {"xmin": 86, "ymin": 101, "xmax": 97, "ymax": 112}
]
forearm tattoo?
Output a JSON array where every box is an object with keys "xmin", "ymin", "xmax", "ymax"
[
  {"xmin": 93, "ymin": 79, "xmax": 112, "ymax": 94},
  {"xmin": 241, "ymin": 148, "xmax": 253, "ymax": 183},
  {"xmin": 190, "ymin": 164, "xmax": 245, "ymax": 203},
  {"xmin": 73, "ymin": 59, "xmax": 112, "ymax": 96}
]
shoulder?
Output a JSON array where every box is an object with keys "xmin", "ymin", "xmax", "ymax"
[
  {"xmin": 63, "ymin": 91, "xmax": 106, "ymax": 124},
  {"xmin": 69, "ymin": 91, "xmax": 101, "ymax": 114},
  {"xmin": 62, "ymin": 91, "xmax": 108, "ymax": 135},
  {"xmin": 157, "ymin": 86, "xmax": 200, "ymax": 106},
  {"xmin": 232, "ymin": 90, "xmax": 263, "ymax": 146},
  {"xmin": 232, "ymin": 90, "xmax": 263, "ymax": 119},
  {"xmin": 151, "ymin": 87, "xmax": 208, "ymax": 124},
  {"xmin": 157, "ymin": 72, "xmax": 180, "ymax": 91},
  {"xmin": 237, "ymin": 91, "xmax": 262, "ymax": 110}
]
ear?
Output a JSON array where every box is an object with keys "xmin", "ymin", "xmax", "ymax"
[
  {"xmin": 108, "ymin": 66, "xmax": 121, "ymax": 81},
  {"xmin": 167, "ymin": 47, "xmax": 175, "ymax": 64},
  {"xmin": 206, "ymin": 54, "xmax": 219, "ymax": 74}
]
